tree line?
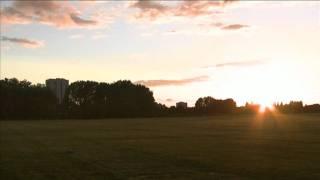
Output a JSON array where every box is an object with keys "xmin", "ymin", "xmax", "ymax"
[{"xmin": 1, "ymin": 78, "xmax": 320, "ymax": 119}]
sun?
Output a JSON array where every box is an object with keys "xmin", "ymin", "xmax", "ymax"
[
  {"xmin": 259, "ymin": 102, "xmax": 274, "ymax": 113},
  {"xmin": 226, "ymin": 60, "xmax": 305, "ymax": 111}
]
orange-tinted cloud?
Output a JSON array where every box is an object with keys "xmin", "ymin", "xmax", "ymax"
[
  {"xmin": 1, "ymin": 36, "xmax": 44, "ymax": 48},
  {"xmin": 166, "ymin": 98, "xmax": 174, "ymax": 102},
  {"xmin": 223, "ymin": 0, "xmax": 238, "ymax": 5},
  {"xmin": 70, "ymin": 13, "xmax": 98, "ymax": 26},
  {"xmin": 201, "ymin": 22, "xmax": 249, "ymax": 31},
  {"xmin": 130, "ymin": 0, "xmax": 170, "ymax": 20},
  {"xmin": 221, "ymin": 24, "xmax": 249, "ymax": 30},
  {"xmin": 132, "ymin": 0, "xmax": 168, "ymax": 11},
  {"xmin": 174, "ymin": 1, "xmax": 222, "ymax": 17},
  {"xmin": 0, "ymin": 1, "xmax": 104, "ymax": 28},
  {"xmin": 131, "ymin": 0, "xmax": 235, "ymax": 20},
  {"xmin": 135, "ymin": 76, "xmax": 209, "ymax": 87}
]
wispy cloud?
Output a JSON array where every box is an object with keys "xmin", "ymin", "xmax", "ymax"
[
  {"xmin": 129, "ymin": 0, "xmax": 248, "ymax": 35},
  {"xmin": 135, "ymin": 76, "xmax": 209, "ymax": 87},
  {"xmin": 221, "ymin": 24, "xmax": 249, "ymax": 30},
  {"xmin": 166, "ymin": 98, "xmax": 174, "ymax": 102},
  {"xmin": 0, "ymin": 1, "xmax": 111, "ymax": 29},
  {"xmin": 130, "ymin": 0, "xmax": 170, "ymax": 20},
  {"xmin": 70, "ymin": 13, "xmax": 98, "ymax": 26},
  {"xmin": 130, "ymin": 0, "xmax": 236, "ymax": 21},
  {"xmin": 204, "ymin": 60, "xmax": 266, "ymax": 68},
  {"xmin": 173, "ymin": 1, "xmax": 226, "ymax": 17},
  {"xmin": 1, "ymin": 36, "xmax": 44, "ymax": 48}
]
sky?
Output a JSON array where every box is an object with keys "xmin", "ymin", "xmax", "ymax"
[{"xmin": 1, "ymin": 1, "xmax": 320, "ymax": 107}]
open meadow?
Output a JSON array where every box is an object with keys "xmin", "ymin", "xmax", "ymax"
[{"xmin": 1, "ymin": 114, "xmax": 320, "ymax": 179}]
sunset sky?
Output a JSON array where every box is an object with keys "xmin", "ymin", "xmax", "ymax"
[{"xmin": 1, "ymin": 1, "xmax": 320, "ymax": 107}]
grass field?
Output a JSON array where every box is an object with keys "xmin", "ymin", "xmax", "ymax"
[{"xmin": 1, "ymin": 114, "xmax": 320, "ymax": 179}]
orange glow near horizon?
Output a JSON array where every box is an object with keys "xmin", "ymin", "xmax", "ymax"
[
  {"xmin": 224, "ymin": 60, "xmax": 308, "ymax": 108},
  {"xmin": 259, "ymin": 104, "xmax": 274, "ymax": 113}
]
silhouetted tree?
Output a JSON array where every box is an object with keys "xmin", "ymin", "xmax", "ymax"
[
  {"xmin": 65, "ymin": 81, "xmax": 99, "ymax": 118},
  {"xmin": 0, "ymin": 78, "xmax": 56, "ymax": 119},
  {"xmin": 241, "ymin": 102, "xmax": 261, "ymax": 113},
  {"xmin": 107, "ymin": 80, "xmax": 156, "ymax": 117},
  {"xmin": 64, "ymin": 80, "xmax": 156, "ymax": 118},
  {"xmin": 304, "ymin": 104, "xmax": 320, "ymax": 113},
  {"xmin": 195, "ymin": 96, "xmax": 236, "ymax": 114},
  {"xmin": 274, "ymin": 101, "xmax": 303, "ymax": 113},
  {"xmin": 2, "ymin": 77, "xmax": 319, "ymax": 119}
]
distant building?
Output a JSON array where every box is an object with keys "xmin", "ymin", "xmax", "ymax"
[
  {"xmin": 176, "ymin": 102, "xmax": 188, "ymax": 109},
  {"xmin": 46, "ymin": 78, "xmax": 69, "ymax": 104}
]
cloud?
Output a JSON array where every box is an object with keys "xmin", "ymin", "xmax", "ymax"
[
  {"xmin": 130, "ymin": 0, "xmax": 235, "ymax": 21},
  {"xmin": 135, "ymin": 76, "xmax": 209, "ymax": 87},
  {"xmin": 221, "ymin": 24, "xmax": 249, "ymax": 30},
  {"xmin": 174, "ymin": 1, "xmax": 223, "ymax": 17},
  {"xmin": 166, "ymin": 98, "xmax": 174, "ymax": 102},
  {"xmin": 130, "ymin": 0, "xmax": 247, "ymax": 35},
  {"xmin": 1, "ymin": 36, "xmax": 44, "ymax": 48},
  {"xmin": 213, "ymin": 60, "xmax": 265, "ymax": 68},
  {"xmin": 0, "ymin": 1, "xmax": 108, "ymax": 28},
  {"xmin": 205, "ymin": 22, "xmax": 249, "ymax": 30},
  {"xmin": 70, "ymin": 13, "xmax": 98, "ymax": 26},
  {"xmin": 132, "ymin": 0, "xmax": 168, "ymax": 11},
  {"xmin": 130, "ymin": 0, "xmax": 170, "ymax": 20}
]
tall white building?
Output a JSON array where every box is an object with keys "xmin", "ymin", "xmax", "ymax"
[{"xmin": 46, "ymin": 78, "xmax": 69, "ymax": 104}]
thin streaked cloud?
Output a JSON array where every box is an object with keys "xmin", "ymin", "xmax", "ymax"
[
  {"xmin": 1, "ymin": 36, "xmax": 44, "ymax": 48},
  {"xmin": 135, "ymin": 76, "xmax": 210, "ymax": 87},
  {"xmin": 203, "ymin": 60, "xmax": 266, "ymax": 68},
  {"xmin": 221, "ymin": 24, "xmax": 249, "ymax": 30}
]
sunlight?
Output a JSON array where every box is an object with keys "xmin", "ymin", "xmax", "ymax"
[
  {"xmin": 259, "ymin": 103, "xmax": 274, "ymax": 113},
  {"xmin": 256, "ymin": 95, "xmax": 275, "ymax": 113},
  {"xmin": 223, "ymin": 60, "xmax": 307, "ymax": 107}
]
